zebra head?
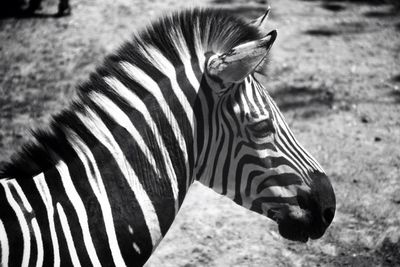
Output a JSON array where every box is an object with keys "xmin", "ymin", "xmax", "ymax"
[{"xmin": 195, "ymin": 9, "xmax": 336, "ymax": 242}]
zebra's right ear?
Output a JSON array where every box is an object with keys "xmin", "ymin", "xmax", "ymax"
[
  {"xmin": 249, "ymin": 6, "xmax": 271, "ymax": 29},
  {"xmin": 207, "ymin": 29, "xmax": 277, "ymax": 83}
]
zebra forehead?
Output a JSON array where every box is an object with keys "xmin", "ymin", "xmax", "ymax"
[{"xmin": 228, "ymin": 78, "xmax": 273, "ymax": 121}]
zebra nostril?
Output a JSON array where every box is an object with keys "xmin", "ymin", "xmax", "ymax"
[{"xmin": 322, "ymin": 207, "xmax": 335, "ymax": 226}]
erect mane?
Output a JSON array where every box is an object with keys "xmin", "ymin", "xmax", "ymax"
[{"xmin": 0, "ymin": 8, "xmax": 262, "ymax": 179}]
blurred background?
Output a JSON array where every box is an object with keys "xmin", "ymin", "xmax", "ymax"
[{"xmin": 0, "ymin": 0, "xmax": 399, "ymax": 266}]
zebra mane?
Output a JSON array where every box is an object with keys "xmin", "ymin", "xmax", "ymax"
[{"xmin": 0, "ymin": 8, "xmax": 262, "ymax": 179}]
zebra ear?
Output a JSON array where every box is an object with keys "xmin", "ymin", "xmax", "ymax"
[
  {"xmin": 249, "ymin": 6, "xmax": 271, "ymax": 28},
  {"xmin": 207, "ymin": 30, "xmax": 277, "ymax": 83}
]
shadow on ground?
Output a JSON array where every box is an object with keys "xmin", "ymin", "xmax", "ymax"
[
  {"xmin": 309, "ymin": 0, "xmax": 399, "ymax": 14},
  {"xmin": 302, "ymin": 0, "xmax": 399, "ymax": 7},
  {"xmin": 302, "ymin": 0, "xmax": 400, "ymax": 37},
  {"xmin": 305, "ymin": 20, "xmax": 386, "ymax": 37},
  {"xmin": 389, "ymin": 74, "xmax": 400, "ymax": 103},
  {"xmin": 270, "ymin": 85, "xmax": 335, "ymax": 118},
  {"xmin": 326, "ymin": 236, "xmax": 400, "ymax": 267},
  {"xmin": 320, "ymin": 2, "xmax": 346, "ymax": 12},
  {"xmin": 211, "ymin": 0, "xmax": 272, "ymax": 20},
  {"xmin": 0, "ymin": 1, "xmax": 25, "ymax": 18},
  {"xmin": 0, "ymin": 0, "xmax": 63, "ymax": 19}
]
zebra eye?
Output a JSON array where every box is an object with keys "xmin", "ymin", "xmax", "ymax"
[{"xmin": 248, "ymin": 119, "xmax": 275, "ymax": 139}]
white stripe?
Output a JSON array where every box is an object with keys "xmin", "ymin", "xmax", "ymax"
[
  {"xmin": 263, "ymin": 96, "xmax": 311, "ymax": 177},
  {"xmin": 169, "ymin": 24, "xmax": 201, "ymax": 92},
  {"xmin": 12, "ymin": 181, "xmax": 44, "ymax": 267},
  {"xmin": 89, "ymin": 92, "xmax": 161, "ymax": 177},
  {"xmin": 253, "ymin": 82, "xmax": 266, "ymax": 115},
  {"xmin": 31, "ymin": 218, "xmax": 43, "ymax": 267},
  {"xmin": 12, "ymin": 182, "xmax": 33, "ymax": 213},
  {"xmin": 0, "ymin": 219, "xmax": 9, "ymax": 267},
  {"xmin": 91, "ymin": 85, "xmax": 180, "ymax": 209},
  {"xmin": 120, "ymin": 61, "xmax": 188, "ymax": 162},
  {"xmin": 155, "ymin": 29, "xmax": 200, "ymax": 188},
  {"xmin": 275, "ymin": 134, "xmax": 310, "ymax": 178},
  {"xmin": 193, "ymin": 17, "xmax": 206, "ymax": 72},
  {"xmin": 269, "ymin": 97, "xmax": 324, "ymax": 173},
  {"xmin": 269, "ymin": 104, "xmax": 314, "ymax": 178},
  {"xmin": 55, "ymin": 161, "xmax": 101, "ymax": 267},
  {"xmin": 258, "ymin": 184, "xmax": 299, "ymax": 198},
  {"xmin": 56, "ymin": 203, "xmax": 81, "ymax": 267},
  {"xmin": 275, "ymin": 115, "xmax": 317, "ymax": 172},
  {"xmin": 76, "ymin": 108, "xmax": 162, "ymax": 248},
  {"xmin": 144, "ymin": 47, "xmax": 194, "ymax": 132},
  {"xmin": 182, "ymin": 54, "xmax": 200, "ymax": 92},
  {"xmin": 0, "ymin": 179, "xmax": 31, "ymax": 267},
  {"xmin": 33, "ymin": 173, "xmax": 60, "ymax": 267},
  {"xmin": 238, "ymin": 163, "xmax": 302, "ymax": 201},
  {"xmin": 240, "ymin": 84, "xmax": 251, "ymax": 119},
  {"xmin": 64, "ymin": 129, "xmax": 126, "ymax": 267},
  {"xmin": 245, "ymin": 78, "xmax": 260, "ymax": 114}
]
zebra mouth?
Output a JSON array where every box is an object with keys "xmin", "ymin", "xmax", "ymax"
[
  {"xmin": 269, "ymin": 206, "xmax": 312, "ymax": 243},
  {"xmin": 277, "ymin": 220, "xmax": 310, "ymax": 243}
]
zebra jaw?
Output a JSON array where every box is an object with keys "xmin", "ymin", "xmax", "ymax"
[{"xmin": 206, "ymin": 29, "xmax": 277, "ymax": 83}]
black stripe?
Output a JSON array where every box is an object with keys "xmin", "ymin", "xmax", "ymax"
[
  {"xmin": 214, "ymin": 99, "xmax": 222, "ymax": 140},
  {"xmin": 43, "ymin": 165, "xmax": 92, "ymax": 265},
  {"xmin": 174, "ymin": 61, "xmax": 198, "ymax": 181},
  {"xmin": 170, "ymin": 50, "xmax": 198, "ymax": 105},
  {"xmin": 7, "ymin": 184, "xmax": 38, "ymax": 267},
  {"xmin": 195, "ymin": 79, "xmax": 215, "ymax": 178},
  {"xmin": 235, "ymin": 84, "xmax": 246, "ymax": 123},
  {"xmin": 251, "ymin": 82, "xmax": 263, "ymax": 114},
  {"xmin": 220, "ymin": 102, "xmax": 236, "ymax": 195},
  {"xmin": 89, "ymin": 70, "xmax": 188, "ymax": 206},
  {"xmin": 0, "ymin": 183, "xmax": 24, "ymax": 267},
  {"xmin": 104, "ymin": 45, "xmax": 194, "ymax": 168},
  {"xmin": 250, "ymin": 196, "xmax": 299, "ymax": 214},
  {"xmin": 43, "ymin": 168, "xmax": 73, "ymax": 267},
  {"xmin": 268, "ymin": 97, "xmax": 313, "ymax": 172},
  {"xmin": 19, "ymin": 177, "xmax": 54, "ymax": 266},
  {"xmin": 234, "ymin": 139, "xmax": 277, "ymax": 158},
  {"xmin": 227, "ymin": 94, "xmax": 242, "ymax": 138},
  {"xmin": 234, "ymin": 156, "xmax": 299, "ymax": 205},
  {"xmin": 243, "ymin": 83, "xmax": 257, "ymax": 117},
  {"xmin": 273, "ymin": 139, "xmax": 306, "ymax": 178},
  {"xmin": 209, "ymin": 125, "xmax": 225, "ymax": 188},
  {"xmin": 88, "ymin": 99, "xmax": 175, "ymax": 236},
  {"xmin": 57, "ymin": 111, "xmax": 153, "ymax": 266},
  {"xmin": 256, "ymin": 173, "xmax": 302, "ymax": 194},
  {"xmin": 245, "ymin": 170, "xmax": 264, "ymax": 196},
  {"xmin": 156, "ymin": 69, "xmax": 193, "ymax": 151},
  {"xmin": 193, "ymin": 94, "xmax": 204, "ymax": 171},
  {"xmin": 278, "ymin": 124, "xmax": 313, "ymax": 169},
  {"xmin": 190, "ymin": 55, "xmax": 203, "ymax": 82},
  {"xmin": 274, "ymin": 131, "xmax": 308, "ymax": 176},
  {"xmin": 40, "ymin": 125, "xmax": 114, "ymax": 266}
]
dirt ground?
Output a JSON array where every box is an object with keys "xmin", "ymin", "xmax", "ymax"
[{"xmin": 1, "ymin": 0, "xmax": 400, "ymax": 266}]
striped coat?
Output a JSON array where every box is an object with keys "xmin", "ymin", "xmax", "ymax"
[{"xmin": 0, "ymin": 8, "xmax": 335, "ymax": 266}]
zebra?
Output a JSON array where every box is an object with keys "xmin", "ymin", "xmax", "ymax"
[{"xmin": 0, "ymin": 7, "xmax": 336, "ymax": 266}]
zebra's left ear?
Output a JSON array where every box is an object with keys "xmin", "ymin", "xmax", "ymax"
[{"xmin": 207, "ymin": 29, "xmax": 277, "ymax": 83}]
